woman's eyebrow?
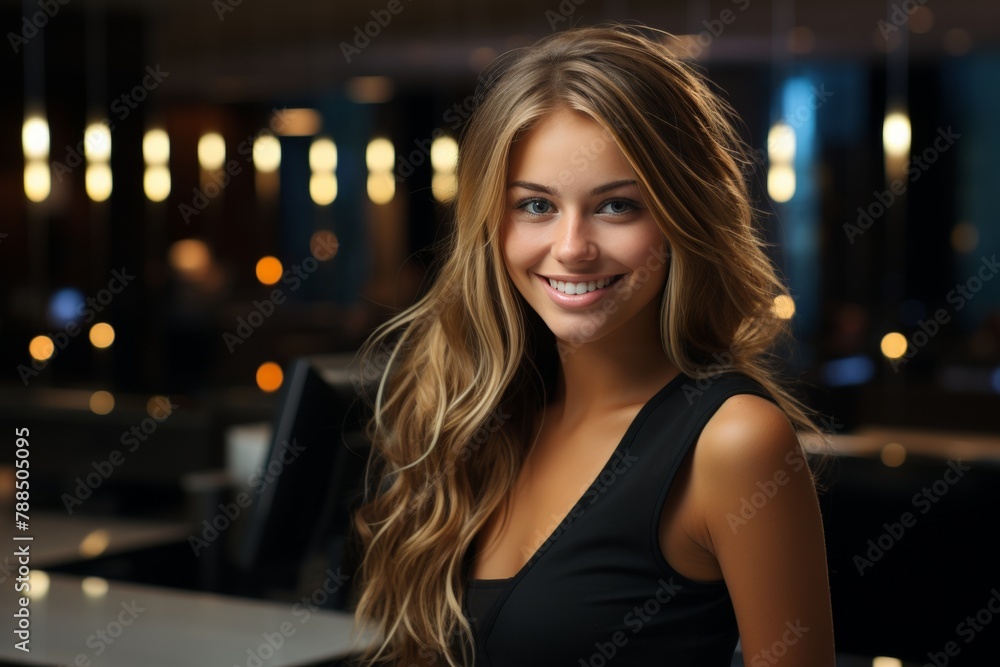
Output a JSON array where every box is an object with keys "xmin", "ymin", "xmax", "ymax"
[
  {"xmin": 506, "ymin": 179, "xmax": 638, "ymax": 195},
  {"xmin": 590, "ymin": 179, "xmax": 637, "ymax": 195},
  {"xmin": 507, "ymin": 180, "xmax": 556, "ymax": 195}
]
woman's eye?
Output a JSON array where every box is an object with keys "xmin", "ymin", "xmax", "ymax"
[
  {"xmin": 599, "ymin": 199, "xmax": 636, "ymax": 216},
  {"xmin": 518, "ymin": 199, "xmax": 553, "ymax": 216}
]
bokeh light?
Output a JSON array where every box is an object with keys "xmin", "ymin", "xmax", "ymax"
[
  {"xmin": 431, "ymin": 173, "xmax": 457, "ymax": 203},
  {"xmin": 144, "ymin": 165, "xmax": 171, "ymax": 202},
  {"xmin": 772, "ymin": 295, "xmax": 796, "ymax": 319},
  {"xmin": 198, "ymin": 132, "xmax": 226, "ymax": 171},
  {"xmin": 24, "ymin": 161, "xmax": 50, "ymax": 202},
  {"xmin": 81, "ymin": 576, "xmax": 109, "ymax": 598},
  {"xmin": 872, "ymin": 657, "xmax": 902, "ymax": 667},
  {"xmin": 310, "ymin": 230, "xmax": 339, "ymax": 261},
  {"xmin": 89, "ymin": 323, "xmax": 115, "ymax": 349},
  {"xmin": 367, "ymin": 171, "xmax": 395, "ymax": 205},
  {"xmin": 253, "ymin": 135, "xmax": 281, "ymax": 173},
  {"xmin": 256, "ymin": 362, "xmax": 284, "ymax": 393},
  {"xmin": 27, "ymin": 570, "xmax": 49, "ymax": 599},
  {"xmin": 147, "ymin": 396, "xmax": 173, "ymax": 419},
  {"xmin": 430, "ymin": 136, "xmax": 458, "ymax": 172},
  {"xmin": 880, "ymin": 443, "xmax": 907, "ymax": 468},
  {"xmin": 79, "ymin": 529, "xmax": 111, "ymax": 558},
  {"xmin": 143, "ymin": 129, "xmax": 170, "ymax": 165},
  {"xmin": 883, "ymin": 112, "xmax": 911, "ymax": 158},
  {"xmin": 309, "ymin": 138, "xmax": 337, "ymax": 172},
  {"xmin": 85, "ymin": 163, "xmax": 113, "ymax": 202},
  {"xmin": 89, "ymin": 391, "xmax": 115, "ymax": 415},
  {"xmin": 255, "ymin": 256, "xmax": 283, "ymax": 285},
  {"xmin": 310, "ymin": 172, "xmax": 337, "ymax": 205},
  {"xmin": 84, "ymin": 122, "xmax": 112, "ymax": 162},
  {"xmin": 29, "ymin": 336, "xmax": 54, "ymax": 361},
  {"xmin": 767, "ymin": 164, "xmax": 795, "ymax": 202},
  {"xmin": 168, "ymin": 239, "xmax": 211, "ymax": 274},
  {"xmin": 49, "ymin": 288, "xmax": 84, "ymax": 326},
  {"xmin": 366, "ymin": 138, "xmax": 394, "ymax": 172},
  {"xmin": 880, "ymin": 332, "xmax": 908, "ymax": 359},
  {"xmin": 22, "ymin": 116, "xmax": 49, "ymax": 159},
  {"xmin": 767, "ymin": 123, "xmax": 796, "ymax": 164}
]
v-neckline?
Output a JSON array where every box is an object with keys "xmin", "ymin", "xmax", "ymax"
[{"xmin": 466, "ymin": 370, "xmax": 688, "ymax": 629}]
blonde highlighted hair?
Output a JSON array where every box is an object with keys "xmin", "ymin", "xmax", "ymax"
[{"xmin": 349, "ymin": 23, "xmax": 830, "ymax": 667}]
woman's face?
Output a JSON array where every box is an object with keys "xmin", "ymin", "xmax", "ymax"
[{"xmin": 501, "ymin": 106, "xmax": 670, "ymax": 348}]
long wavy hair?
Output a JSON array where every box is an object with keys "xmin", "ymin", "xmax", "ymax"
[{"xmin": 348, "ymin": 23, "xmax": 830, "ymax": 667}]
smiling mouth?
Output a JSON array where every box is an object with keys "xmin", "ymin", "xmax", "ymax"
[{"xmin": 543, "ymin": 274, "xmax": 624, "ymax": 295}]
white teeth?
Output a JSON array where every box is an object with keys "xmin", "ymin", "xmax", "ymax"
[{"xmin": 547, "ymin": 276, "xmax": 616, "ymax": 295}]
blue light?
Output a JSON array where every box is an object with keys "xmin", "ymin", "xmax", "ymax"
[
  {"xmin": 991, "ymin": 367, "xmax": 1000, "ymax": 393},
  {"xmin": 48, "ymin": 288, "xmax": 84, "ymax": 327},
  {"xmin": 821, "ymin": 355, "xmax": 875, "ymax": 387}
]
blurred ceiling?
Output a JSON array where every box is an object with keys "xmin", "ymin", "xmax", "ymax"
[{"xmin": 8, "ymin": 0, "xmax": 999, "ymax": 101}]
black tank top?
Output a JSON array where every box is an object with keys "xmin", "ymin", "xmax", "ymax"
[{"xmin": 461, "ymin": 370, "xmax": 779, "ymax": 666}]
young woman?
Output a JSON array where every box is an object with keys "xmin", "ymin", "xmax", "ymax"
[{"xmin": 349, "ymin": 24, "xmax": 835, "ymax": 667}]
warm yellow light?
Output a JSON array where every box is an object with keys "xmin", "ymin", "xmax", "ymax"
[
  {"xmin": 767, "ymin": 164, "xmax": 795, "ymax": 203},
  {"xmin": 951, "ymin": 222, "xmax": 978, "ymax": 253},
  {"xmin": 345, "ymin": 76, "xmax": 395, "ymax": 104},
  {"xmin": 26, "ymin": 570, "xmax": 49, "ymax": 599},
  {"xmin": 767, "ymin": 122, "xmax": 795, "ymax": 164},
  {"xmin": 879, "ymin": 444, "xmax": 906, "ymax": 468},
  {"xmin": 883, "ymin": 112, "xmax": 911, "ymax": 159},
  {"xmin": 143, "ymin": 129, "xmax": 170, "ymax": 165},
  {"xmin": 310, "ymin": 230, "xmax": 339, "ymax": 261},
  {"xmin": 255, "ymin": 256, "xmax": 283, "ymax": 285},
  {"xmin": 24, "ymin": 160, "xmax": 50, "ymax": 202},
  {"xmin": 198, "ymin": 132, "xmax": 226, "ymax": 171},
  {"xmin": 366, "ymin": 138, "xmax": 394, "ymax": 172},
  {"xmin": 431, "ymin": 172, "xmax": 457, "ymax": 202},
  {"xmin": 168, "ymin": 239, "xmax": 211, "ymax": 273},
  {"xmin": 880, "ymin": 332, "xmax": 908, "ymax": 359},
  {"xmin": 79, "ymin": 529, "xmax": 111, "ymax": 558},
  {"xmin": 309, "ymin": 138, "xmax": 337, "ymax": 172},
  {"xmin": 89, "ymin": 391, "xmax": 115, "ymax": 415},
  {"xmin": 872, "ymin": 657, "xmax": 903, "ymax": 667},
  {"xmin": 85, "ymin": 163, "xmax": 113, "ymax": 202},
  {"xmin": 253, "ymin": 135, "xmax": 281, "ymax": 173},
  {"xmin": 84, "ymin": 122, "xmax": 112, "ymax": 162},
  {"xmin": 147, "ymin": 396, "xmax": 173, "ymax": 419},
  {"xmin": 89, "ymin": 322, "xmax": 115, "ymax": 348},
  {"xmin": 310, "ymin": 172, "xmax": 337, "ymax": 205},
  {"xmin": 256, "ymin": 362, "xmax": 284, "ymax": 393},
  {"xmin": 772, "ymin": 294, "xmax": 796, "ymax": 319},
  {"xmin": 22, "ymin": 116, "xmax": 49, "ymax": 159},
  {"xmin": 367, "ymin": 171, "xmax": 395, "ymax": 204},
  {"xmin": 274, "ymin": 108, "xmax": 322, "ymax": 137},
  {"xmin": 81, "ymin": 576, "xmax": 109, "ymax": 598},
  {"xmin": 144, "ymin": 165, "xmax": 171, "ymax": 202},
  {"xmin": 29, "ymin": 335, "xmax": 54, "ymax": 361},
  {"xmin": 430, "ymin": 136, "xmax": 459, "ymax": 172}
]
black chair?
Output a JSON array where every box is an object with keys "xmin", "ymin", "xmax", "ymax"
[{"xmin": 231, "ymin": 353, "xmax": 376, "ymax": 608}]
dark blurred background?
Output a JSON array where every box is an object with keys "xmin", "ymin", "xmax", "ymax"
[{"xmin": 0, "ymin": 1, "xmax": 998, "ymax": 665}]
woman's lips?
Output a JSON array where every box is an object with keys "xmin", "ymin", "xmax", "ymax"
[{"xmin": 536, "ymin": 273, "xmax": 623, "ymax": 307}]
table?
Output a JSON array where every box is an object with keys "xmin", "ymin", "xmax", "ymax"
[
  {"xmin": 0, "ymin": 572, "xmax": 378, "ymax": 666},
  {"xmin": 0, "ymin": 512, "xmax": 192, "ymax": 570}
]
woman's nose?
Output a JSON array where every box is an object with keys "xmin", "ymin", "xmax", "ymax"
[{"xmin": 551, "ymin": 210, "xmax": 597, "ymax": 264}]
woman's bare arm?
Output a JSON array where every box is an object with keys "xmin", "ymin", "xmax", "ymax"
[{"xmin": 692, "ymin": 393, "xmax": 835, "ymax": 666}]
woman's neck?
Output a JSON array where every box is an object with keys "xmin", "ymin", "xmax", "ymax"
[{"xmin": 549, "ymin": 300, "xmax": 680, "ymax": 423}]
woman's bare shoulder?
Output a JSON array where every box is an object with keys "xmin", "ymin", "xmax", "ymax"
[{"xmin": 694, "ymin": 392, "xmax": 799, "ymax": 470}]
